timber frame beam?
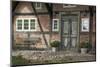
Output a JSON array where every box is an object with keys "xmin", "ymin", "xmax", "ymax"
[
  {"xmin": 12, "ymin": 1, "xmax": 19, "ymax": 49},
  {"xmin": 45, "ymin": 3, "xmax": 53, "ymax": 48},
  {"xmin": 31, "ymin": 2, "xmax": 49, "ymax": 47},
  {"xmin": 12, "ymin": 12, "xmax": 49, "ymax": 16},
  {"xmin": 89, "ymin": 6, "xmax": 94, "ymax": 49}
]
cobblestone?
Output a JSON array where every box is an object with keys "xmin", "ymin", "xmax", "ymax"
[{"xmin": 12, "ymin": 50, "xmax": 96, "ymax": 62}]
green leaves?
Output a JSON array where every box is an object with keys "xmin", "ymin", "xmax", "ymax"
[
  {"xmin": 80, "ymin": 41, "xmax": 92, "ymax": 48},
  {"xmin": 50, "ymin": 41, "xmax": 60, "ymax": 47}
]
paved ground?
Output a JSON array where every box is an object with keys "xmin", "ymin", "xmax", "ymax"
[{"xmin": 12, "ymin": 50, "xmax": 96, "ymax": 64}]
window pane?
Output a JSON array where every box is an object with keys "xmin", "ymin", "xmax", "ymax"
[
  {"xmin": 24, "ymin": 20, "xmax": 29, "ymax": 30},
  {"xmin": 63, "ymin": 21, "xmax": 69, "ymax": 33},
  {"xmin": 17, "ymin": 20, "xmax": 22, "ymax": 30},
  {"xmin": 54, "ymin": 20, "xmax": 58, "ymax": 29},
  {"xmin": 72, "ymin": 22, "xmax": 77, "ymax": 34},
  {"xmin": 37, "ymin": 3, "xmax": 41, "ymax": 7},
  {"xmin": 30, "ymin": 19, "xmax": 35, "ymax": 30},
  {"xmin": 71, "ymin": 38, "xmax": 77, "ymax": 47},
  {"xmin": 36, "ymin": 3, "xmax": 41, "ymax": 9},
  {"xmin": 52, "ymin": 19, "xmax": 59, "ymax": 31}
]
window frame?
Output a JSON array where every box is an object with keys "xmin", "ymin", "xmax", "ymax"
[
  {"xmin": 16, "ymin": 18, "xmax": 23, "ymax": 31},
  {"xmin": 23, "ymin": 19, "xmax": 29, "ymax": 31},
  {"xmin": 52, "ymin": 19, "xmax": 59, "ymax": 31},
  {"xmin": 81, "ymin": 18, "xmax": 89, "ymax": 32},
  {"xmin": 35, "ymin": 3, "xmax": 42, "ymax": 9},
  {"xmin": 30, "ymin": 18, "xmax": 37, "ymax": 31},
  {"xmin": 16, "ymin": 18, "xmax": 37, "ymax": 32}
]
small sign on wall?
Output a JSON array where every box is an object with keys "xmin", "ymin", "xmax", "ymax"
[{"xmin": 81, "ymin": 18, "xmax": 89, "ymax": 32}]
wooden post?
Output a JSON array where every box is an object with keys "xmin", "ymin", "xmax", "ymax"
[
  {"xmin": 49, "ymin": 4, "xmax": 53, "ymax": 48},
  {"xmin": 45, "ymin": 3, "xmax": 53, "ymax": 47},
  {"xmin": 89, "ymin": 6, "xmax": 93, "ymax": 50},
  {"xmin": 12, "ymin": 2, "xmax": 19, "ymax": 49},
  {"xmin": 31, "ymin": 3, "xmax": 49, "ymax": 47}
]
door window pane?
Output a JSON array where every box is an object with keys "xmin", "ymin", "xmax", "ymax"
[
  {"xmin": 71, "ymin": 38, "xmax": 77, "ymax": 47},
  {"xmin": 64, "ymin": 38, "xmax": 71, "ymax": 48},
  {"xmin": 63, "ymin": 21, "xmax": 69, "ymax": 34},
  {"xmin": 72, "ymin": 22, "xmax": 77, "ymax": 34},
  {"xmin": 64, "ymin": 38, "xmax": 68, "ymax": 47}
]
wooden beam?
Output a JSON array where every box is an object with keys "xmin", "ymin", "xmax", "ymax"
[
  {"xmin": 12, "ymin": 12, "xmax": 49, "ymax": 16},
  {"xmin": 80, "ymin": 32, "xmax": 96, "ymax": 35},
  {"xmin": 89, "ymin": 6, "xmax": 94, "ymax": 49},
  {"xmin": 31, "ymin": 3, "xmax": 49, "ymax": 47},
  {"xmin": 12, "ymin": 15, "xmax": 15, "ymax": 49},
  {"xmin": 45, "ymin": 3, "xmax": 53, "ymax": 32},
  {"xmin": 12, "ymin": 2, "xmax": 19, "ymax": 12},
  {"xmin": 45, "ymin": 3, "xmax": 53, "ymax": 49},
  {"xmin": 12, "ymin": 1, "xmax": 19, "ymax": 49},
  {"xmin": 15, "ymin": 31, "xmax": 59, "ymax": 34},
  {"xmin": 13, "ymin": 11, "xmax": 96, "ymax": 16}
]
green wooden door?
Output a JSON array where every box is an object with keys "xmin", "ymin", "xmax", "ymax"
[{"xmin": 62, "ymin": 14, "xmax": 78, "ymax": 49}]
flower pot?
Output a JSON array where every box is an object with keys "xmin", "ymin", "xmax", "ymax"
[
  {"xmin": 81, "ymin": 48, "xmax": 87, "ymax": 54},
  {"xmin": 52, "ymin": 47, "xmax": 56, "ymax": 52}
]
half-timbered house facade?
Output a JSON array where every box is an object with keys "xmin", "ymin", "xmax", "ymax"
[{"xmin": 12, "ymin": 1, "xmax": 96, "ymax": 51}]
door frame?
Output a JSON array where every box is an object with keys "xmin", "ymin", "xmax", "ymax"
[{"xmin": 59, "ymin": 11, "xmax": 80, "ymax": 50}]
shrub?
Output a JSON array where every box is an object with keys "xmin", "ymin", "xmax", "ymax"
[
  {"xmin": 80, "ymin": 41, "xmax": 92, "ymax": 48},
  {"xmin": 50, "ymin": 41, "xmax": 60, "ymax": 47},
  {"xmin": 12, "ymin": 55, "xmax": 30, "ymax": 65}
]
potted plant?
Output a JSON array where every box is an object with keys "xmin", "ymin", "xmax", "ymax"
[
  {"xmin": 80, "ymin": 41, "xmax": 91, "ymax": 54},
  {"xmin": 50, "ymin": 41, "xmax": 60, "ymax": 52}
]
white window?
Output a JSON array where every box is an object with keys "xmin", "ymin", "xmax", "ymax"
[
  {"xmin": 52, "ymin": 19, "xmax": 59, "ymax": 31},
  {"xmin": 16, "ymin": 19, "xmax": 23, "ymax": 31},
  {"xmin": 63, "ymin": 4, "xmax": 76, "ymax": 8},
  {"xmin": 30, "ymin": 19, "xmax": 37, "ymax": 31},
  {"xmin": 35, "ymin": 3, "xmax": 42, "ymax": 9},
  {"xmin": 24, "ymin": 19, "xmax": 29, "ymax": 31},
  {"xmin": 81, "ymin": 18, "xmax": 89, "ymax": 32},
  {"xmin": 16, "ymin": 18, "xmax": 37, "ymax": 31}
]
